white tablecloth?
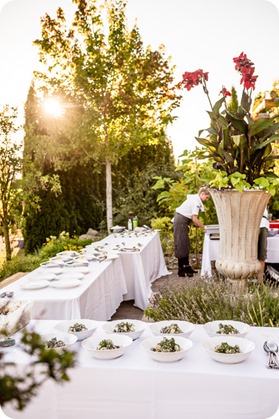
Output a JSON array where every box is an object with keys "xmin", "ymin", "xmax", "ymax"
[
  {"xmin": 201, "ymin": 234, "xmax": 279, "ymax": 277},
  {"xmin": 3, "ymin": 320, "xmax": 279, "ymax": 419},
  {"xmin": 93, "ymin": 230, "xmax": 170, "ymax": 310},
  {"xmin": 0, "ymin": 230, "xmax": 169, "ymax": 319},
  {"xmin": 0, "ymin": 257, "xmax": 127, "ymax": 321}
]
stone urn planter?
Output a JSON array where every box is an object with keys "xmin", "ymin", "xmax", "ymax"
[{"xmin": 209, "ymin": 189, "xmax": 271, "ymax": 281}]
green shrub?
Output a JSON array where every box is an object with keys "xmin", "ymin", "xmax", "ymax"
[
  {"xmin": 38, "ymin": 231, "xmax": 94, "ymax": 261},
  {"xmin": 0, "ymin": 254, "xmax": 42, "ymax": 280},
  {"xmin": 150, "ymin": 217, "xmax": 174, "ymax": 257},
  {"xmin": 144, "ymin": 279, "xmax": 279, "ymax": 327}
]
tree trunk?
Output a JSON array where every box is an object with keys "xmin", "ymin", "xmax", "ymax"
[
  {"xmin": 209, "ymin": 189, "xmax": 271, "ymax": 280},
  {"xmin": 2, "ymin": 220, "xmax": 12, "ymax": 261},
  {"xmin": 106, "ymin": 160, "xmax": 113, "ymax": 233}
]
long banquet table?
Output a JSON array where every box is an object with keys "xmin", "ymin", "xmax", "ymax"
[
  {"xmin": 0, "ymin": 256, "xmax": 127, "ymax": 321},
  {"xmin": 201, "ymin": 234, "xmax": 279, "ymax": 278},
  {"xmin": 96, "ymin": 229, "xmax": 170, "ymax": 309},
  {"xmin": 0, "ymin": 230, "xmax": 169, "ymax": 320},
  {"xmin": 3, "ymin": 320, "xmax": 279, "ymax": 419}
]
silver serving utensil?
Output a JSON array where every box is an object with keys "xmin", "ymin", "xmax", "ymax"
[{"xmin": 263, "ymin": 340, "xmax": 279, "ymax": 369}]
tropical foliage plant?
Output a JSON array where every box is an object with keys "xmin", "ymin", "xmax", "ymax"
[{"xmin": 181, "ymin": 53, "xmax": 279, "ymax": 194}]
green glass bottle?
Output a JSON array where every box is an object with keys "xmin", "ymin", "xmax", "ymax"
[{"xmin": 132, "ymin": 216, "xmax": 138, "ymax": 229}]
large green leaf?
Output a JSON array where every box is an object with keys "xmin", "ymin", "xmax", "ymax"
[
  {"xmin": 211, "ymin": 97, "xmax": 225, "ymax": 116},
  {"xmin": 249, "ymin": 117, "xmax": 279, "ymax": 137},
  {"xmin": 225, "ymin": 112, "xmax": 248, "ymax": 134},
  {"xmin": 252, "ymin": 134, "xmax": 279, "ymax": 151}
]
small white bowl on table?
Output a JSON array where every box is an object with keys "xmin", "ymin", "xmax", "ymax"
[
  {"xmin": 149, "ymin": 320, "xmax": 194, "ymax": 338},
  {"xmin": 202, "ymin": 336, "xmax": 255, "ymax": 364},
  {"xmin": 203, "ymin": 320, "xmax": 250, "ymax": 338},
  {"xmin": 41, "ymin": 332, "xmax": 77, "ymax": 351},
  {"xmin": 55, "ymin": 319, "xmax": 99, "ymax": 341},
  {"xmin": 82, "ymin": 333, "xmax": 133, "ymax": 359},
  {"xmin": 40, "ymin": 261, "xmax": 65, "ymax": 268},
  {"xmin": 141, "ymin": 335, "xmax": 193, "ymax": 362},
  {"xmin": 102, "ymin": 319, "xmax": 147, "ymax": 340}
]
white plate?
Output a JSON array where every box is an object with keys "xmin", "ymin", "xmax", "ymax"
[
  {"xmin": 40, "ymin": 261, "xmax": 65, "ymax": 268},
  {"xmin": 59, "ymin": 272, "xmax": 85, "ymax": 281},
  {"xmin": 51, "ymin": 255, "xmax": 74, "ymax": 263},
  {"xmin": 78, "ymin": 254, "xmax": 95, "ymax": 261},
  {"xmin": 76, "ymin": 267, "xmax": 90, "ymax": 275},
  {"xmin": 105, "ymin": 253, "xmax": 119, "ymax": 260},
  {"xmin": 40, "ymin": 267, "xmax": 63, "ymax": 276},
  {"xmin": 95, "ymin": 253, "xmax": 119, "ymax": 261},
  {"xmin": 51, "ymin": 279, "xmax": 81, "ymax": 289},
  {"xmin": 65, "ymin": 261, "xmax": 89, "ymax": 267},
  {"xmin": 57, "ymin": 251, "xmax": 80, "ymax": 257},
  {"xmin": 21, "ymin": 280, "xmax": 49, "ymax": 290},
  {"xmin": 28, "ymin": 273, "xmax": 57, "ymax": 282}
]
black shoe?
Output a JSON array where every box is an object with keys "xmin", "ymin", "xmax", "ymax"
[
  {"xmin": 184, "ymin": 266, "xmax": 198, "ymax": 275},
  {"xmin": 178, "ymin": 269, "xmax": 185, "ymax": 277}
]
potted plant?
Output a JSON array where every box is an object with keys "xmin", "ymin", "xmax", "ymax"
[{"xmin": 181, "ymin": 52, "xmax": 279, "ymax": 281}]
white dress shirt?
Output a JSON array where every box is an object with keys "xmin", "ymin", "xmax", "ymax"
[{"xmin": 175, "ymin": 194, "xmax": 204, "ymax": 219}]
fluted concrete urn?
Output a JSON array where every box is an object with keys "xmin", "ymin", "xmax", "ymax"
[{"xmin": 209, "ymin": 189, "xmax": 271, "ymax": 280}]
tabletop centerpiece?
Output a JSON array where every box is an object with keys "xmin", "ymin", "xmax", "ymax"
[{"xmin": 181, "ymin": 52, "xmax": 279, "ymax": 282}]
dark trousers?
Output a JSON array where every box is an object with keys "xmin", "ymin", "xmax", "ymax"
[{"xmin": 173, "ymin": 213, "xmax": 192, "ymax": 259}]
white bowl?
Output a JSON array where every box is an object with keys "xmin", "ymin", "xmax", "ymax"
[
  {"xmin": 82, "ymin": 333, "xmax": 133, "ymax": 359},
  {"xmin": 203, "ymin": 320, "xmax": 250, "ymax": 338},
  {"xmin": 202, "ymin": 336, "xmax": 255, "ymax": 364},
  {"xmin": 141, "ymin": 335, "xmax": 193, "ymax": 362},
  {"xmin": 41, "ymin": 332, "xmax": 77, "ymax": 351},
  {"xmin": 110, "ymin": 226, "xmax": 125, "ymax": 233},
  {"xmin": 54, "ymin": 319, "xmax": 99, "ymax": 341},
  {"xmin": 149, "ymin": 320, "xmax": 194, "ymax": 338},
  {"xmin": 40, "ymin": 261, "xmax": 64, "ymax": 268},
  {"xmin": 102, "ymin": 319, "xmax": 147, "ymax": 340}
]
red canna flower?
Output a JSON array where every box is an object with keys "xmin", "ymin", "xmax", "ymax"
[
  {"xmin": 233, "ymin": 52, "xmax": 258, "ymax": 90},
  {"xmin": 220, "ymin": 87, "xmax": 231, "ymax": 97},
  {"xmin": 182, "ymin": 69, "xmax": 208, "ymax": 91}
]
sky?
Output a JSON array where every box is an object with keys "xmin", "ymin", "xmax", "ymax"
[{"xmin": 0, "ymin": 0, "xmax": 278, "ymax": 162}]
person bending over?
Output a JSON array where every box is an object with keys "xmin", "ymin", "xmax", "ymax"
[{"xmin": 173, "ymin": 187, "xmax": 210, "ymax": 277}]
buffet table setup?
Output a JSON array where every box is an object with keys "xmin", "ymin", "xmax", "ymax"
[
  {"xmin": 0, "ymin": 229, "xmax": 169, "ymax": 320},
  {"xmin": 0, "ymin": 254, "xmax": 127, "ymax": 321},
  {"xmin": 201, "ymin": 225, "xmax": 279, "ymax": 278},
  {"xmin": 2, "ymin": 319, "xmax": 279, "ymax": 419},
  {"xmin": 95, "ymin": 228, "xmax": 170, "ymax": 309}
]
